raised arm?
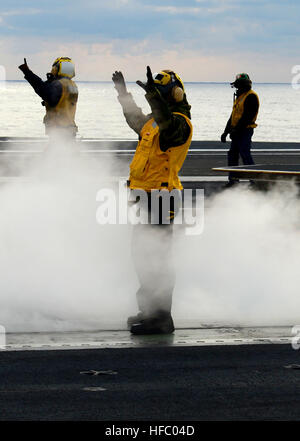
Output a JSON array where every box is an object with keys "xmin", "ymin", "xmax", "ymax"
[
  {"xmin": 112, "ymin": 71, "xmax": 149, "ymax": 135},
  {"xmin": 18, "ymin": 58, "xmax": 62, "ymax": 107},
  {"xmin": 136, "ymin": 66, "xmax": 191, "ymax": 151}
]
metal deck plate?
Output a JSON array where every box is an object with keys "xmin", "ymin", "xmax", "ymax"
[{"xmin": 212, "ymin": 164, "xmax": 300, "ymax": 181}]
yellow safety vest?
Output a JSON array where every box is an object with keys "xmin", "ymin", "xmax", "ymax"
[
  {"xmin": 129, "ymin": 112, "xmax": 193, "ymax": 192},
  {"xmin": 44, "ymin": 78, "xmax": 78, "ymax": 133},
  {"xmin": 231, "ymin": 90, "xmax": 259, "ymax": 128}
]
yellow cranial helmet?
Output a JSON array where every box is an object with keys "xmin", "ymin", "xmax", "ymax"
[
  {"xmin": 51, "ymin": 57, "xmax": 75, "ymax": 79},
  {"xmin": 153, "ymin": 70, "xmax": 185, "ymax": 102}
]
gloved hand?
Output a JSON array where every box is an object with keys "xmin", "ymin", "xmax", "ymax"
[
  {"xmin": 18, "ymin": 58, "xmax": 29, "ymax": 74},
  {"xmin": 221, "ymin": 133, "xmax": 227, "ymax": 143},
  {"xmin": 112, "ymin": 71, "xmax": 127, "ymax": 96},
  {"xmin": 136, "ymin": 66, "xmax": 156, "ymax": 93}
]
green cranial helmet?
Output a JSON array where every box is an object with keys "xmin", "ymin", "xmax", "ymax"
[{"xmin": 230, "ymin": 72, "xmax": 252, "ymax": 88}]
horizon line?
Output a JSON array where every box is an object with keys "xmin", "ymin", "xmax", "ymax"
[{"xmin": 3, "ymin": 79, "xmax": 292, "ymax": 85}]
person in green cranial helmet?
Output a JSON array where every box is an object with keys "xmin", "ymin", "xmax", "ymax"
[{"xmin": 221, "ymin": 73, "xmax": 260, "ymax": 188}]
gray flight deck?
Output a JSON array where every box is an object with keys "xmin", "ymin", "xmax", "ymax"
[
  {"xmin": 1, "ymin": 326, "xmax": 300, "ymax": 421},
  {"xmin": 1, "ymin": 137, "xmax": 300, "ymax": 179},
  {"xmin": 1, "ymin": 338, "xmax": 300, "ymax": 421}
]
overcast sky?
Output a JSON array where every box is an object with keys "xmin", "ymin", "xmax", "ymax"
[{"xmin": 0, "ymin": 0, "xmax": 299, "ymax": 82}]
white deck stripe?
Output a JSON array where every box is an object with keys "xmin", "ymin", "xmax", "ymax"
[
  {"xmin": 1, "ymin": 336, "xmax": 292, "ymax": 351},
  {"xmin": 2, "ymin": 326, "xmax": 292, "ymax": 351},
  {"xmin": 1, "ymin": 149, "xmax": 300, "ymax": 154},
  {"xmin": 80, "ymin": 149, "xmax": 300, "ymax": 154},
  {"xmin": 213, "ymin": 167, "xmax": 300, "ymax": 175},
  {"xmin": 0, "ymin": 176, "xmax": 226, "ymax": 182}
]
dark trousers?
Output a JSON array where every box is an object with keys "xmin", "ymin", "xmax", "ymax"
[
  {"xmin": 130, "ymin": 191, "xmax": 181, "ymax": 317},
  {"xmin": 228, "ymin": 128, "xmax": 254, "ymax": 182}
]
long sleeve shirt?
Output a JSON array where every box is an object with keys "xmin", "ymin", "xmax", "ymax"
[{"xmin": 23, "ymin": 70, "xmax": 62, "ymax": 107}]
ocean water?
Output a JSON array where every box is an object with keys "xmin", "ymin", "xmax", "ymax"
[{"xmin": 0, "ymin": 81, "xmax": 299, "ymax": 142}]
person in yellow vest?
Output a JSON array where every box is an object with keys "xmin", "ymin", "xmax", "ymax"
[
  {"xmin": 18, "ymin": 57, "xmax": 78, "ymax": 139},
  {"xmin": 112, "ymin": 66, "xmax": 193, "ymax": 334},
  {"xmin": 221, "ymin": 73, "xmax": 259, "ymax": 187}
]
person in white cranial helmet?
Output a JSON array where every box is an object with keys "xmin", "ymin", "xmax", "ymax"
[{"xmin": 19, "ymin": 57, "xmax": 78, "ymax": 139}]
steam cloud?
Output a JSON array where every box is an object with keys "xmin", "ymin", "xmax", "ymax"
[
  {"xmin": 0, "ymin": 139, "xmax": 299, "ymax": 332},
  {"xmin": 174, "ymin": 182, "xmax": 300, "ymax": 327}
]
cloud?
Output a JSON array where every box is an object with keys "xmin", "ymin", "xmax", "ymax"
[
  {"xmin": 152, "ymin": 1, "xmax": 234, "ymax": 15},
  {"xmin": 1, "ymin": 0, "xmax": 300, "ymax": 81},
  {"xmin": 3, "ymin": 34, "xmax": 297, "ymax": 82},
  {"xmin": 152, "ymin": 6, "xmax": 202, "ymax": 15},
  {"xmin": 1, "ymin": 8, "xmax": 43, "ymax": 16}
]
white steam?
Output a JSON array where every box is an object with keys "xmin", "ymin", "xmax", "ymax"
[
  {"xmin": 0, "ymin": 140, "xmax": 300, "ymax": 332},
  {"xmin": 0, "ymin": 140, "xmax": 137, "ymax": 332},
  {"xmin": 174, "ymin": 182, "xmax": 300, "ymax": 327}
]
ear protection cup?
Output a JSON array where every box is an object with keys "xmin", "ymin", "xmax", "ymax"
[
  {"xmin": 51, "ymin": 63, "xmax": 59, "ymax": 77},
  {"xmin": 154, "ymin": 69, "xmax": 185, "ymax": 102},
  {"xmin": 172, "ymin": 86, "xmax": 184, "ymax": 102}
]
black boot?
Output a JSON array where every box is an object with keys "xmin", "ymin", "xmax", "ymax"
[
  {"xmin": 224, "ymin": 179, "xmax": 239, "ymax": 189},
  {"xmin": 130, "ymin": 310, "xmax": 175, "ymax": 335},
  {"xmin": 127, "ymin": 311, "xmax": 145, "ymax": 329}
]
